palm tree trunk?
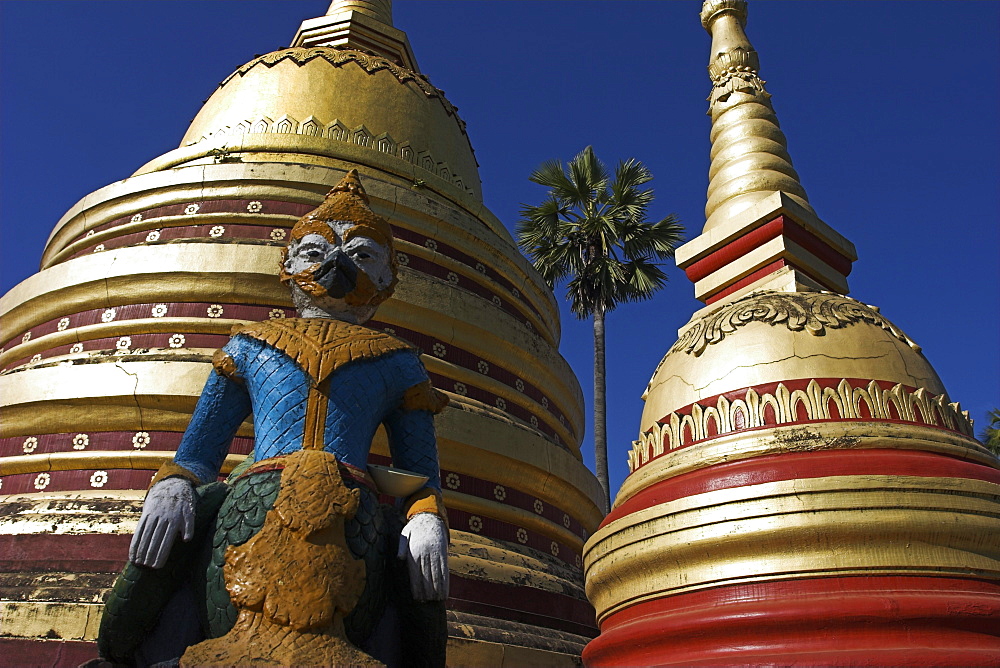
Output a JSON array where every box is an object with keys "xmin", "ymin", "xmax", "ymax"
[{"xmin": 593, "ymin": 305, "xmax": 610, "ymax": 514}]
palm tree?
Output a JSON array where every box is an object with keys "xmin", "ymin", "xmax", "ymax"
[
  {"xmin": 980, "ymin": 408, "xmax": 1000, "ymax": 456},
  {"xmin": 517, "ymin": 146, "xmax": 684, "ymax": 513}
]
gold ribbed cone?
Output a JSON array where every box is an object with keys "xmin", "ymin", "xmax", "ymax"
[{"xmin": 702, "ymin": 0, "xmax": 813, "ymax": 231}]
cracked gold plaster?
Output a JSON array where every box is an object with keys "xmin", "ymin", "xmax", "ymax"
[{"xmin": 671, "ymin": 291, "xmax": 918, "ymax": 358}]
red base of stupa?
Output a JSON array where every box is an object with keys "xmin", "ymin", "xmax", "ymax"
[{"xmin": 583, "ymin": 576, "xmax": 1000, "ymax": 666}]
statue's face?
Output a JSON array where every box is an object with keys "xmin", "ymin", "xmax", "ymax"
[{"xmin": 283, "ymin": 221, "xmax": 394, "ymax": 323}]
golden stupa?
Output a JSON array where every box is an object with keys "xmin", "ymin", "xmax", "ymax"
[
  {"xmin": 0, "ymin": 2, "xmax": 603, "ymax": 664},
  {"xmin": 583, "ymin": 1, "xmax": 1000, "ymax": 665}
]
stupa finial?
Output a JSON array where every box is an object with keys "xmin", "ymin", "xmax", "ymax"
[
  {"xmin": 701, "ymin": 0, "xmax": 813, "ymax": 231},
  {"xmin": 293, "ymin": 0, "xmax": 418, "ymax": 72},
  {"xmin": 326, "ymin": 0, "xmax": 392, "ymax": 26}
]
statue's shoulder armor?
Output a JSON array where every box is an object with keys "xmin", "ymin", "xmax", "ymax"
[{"xmin": 232, "ymin": 317, "xmax": 418, "ymax": 384}]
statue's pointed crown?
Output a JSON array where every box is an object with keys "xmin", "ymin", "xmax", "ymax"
[{"xmin": 290, "ymin": 169, "xmax": 394, "ymax": 249}]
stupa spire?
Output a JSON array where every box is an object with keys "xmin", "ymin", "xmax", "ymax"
[
  {"xmin": 701, "ymin": 0, "xmax": 812, "ymax": 229},
  {"xmin": 292, "ymin": 0, "xmax": 419, "ymax": 72},
  {"xmin": 702, "ymin": 0, "xmax": 812, "ymax": 230},
  {"xmin": 675, "ymin": 0, "xmax": 856, "ymax": 305}
]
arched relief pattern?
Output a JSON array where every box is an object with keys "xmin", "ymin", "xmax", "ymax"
[
  {"xmin": 417, "ymin": 151, "xmax": 434, "ymax": 173},
  {"xmin": 197, "ymin": 114, "xmax": 472, "ymax": 195},
  {"xmin": 353, "ymin": 125, "xmax": 372, "ymax": 147},
  {"xmin": 375, "ymin": 133, "xmax": 395, "ymax": 154},
  {"xmin": 399, "ymin": 143, "xmax": 413, "ymax": 163},
  {"xmin": 300, "ymin": 116, "xmax": 322, "ymax": 137},
  {"xmin": 250, "ymin": 116, "xmax": 272, "ymax": 134},
  {"xmin": 326, "ymin": 120, "xmax": 349, "ymax": 142},
  {"xmin": 273, "ymin": 115, "xmax": 297, "ymax": 134},
  {"xmin": 627, "ymin": 378, "xmax": 975, "ymax": 473}
]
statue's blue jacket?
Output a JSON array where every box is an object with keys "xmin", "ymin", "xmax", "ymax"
[{"xmin": 172, "ymin": 318, "xmax": 443, "ymax": 491}]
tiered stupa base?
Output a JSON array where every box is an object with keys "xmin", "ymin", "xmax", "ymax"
[{"xmin": 585, "ymin": 446, "xmax": 1000, "ymax": 666}]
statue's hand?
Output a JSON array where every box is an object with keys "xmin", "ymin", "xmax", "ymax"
[
  {"xmin": 129, "ymin": 477, "xmax": 195, "ymax": 569},
  {"xmin": 397, "ymin": 512, "xmax": 449, "ymax": 601}
]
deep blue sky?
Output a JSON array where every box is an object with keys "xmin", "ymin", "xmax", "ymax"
[{"xmin": 2, "ymin": 1, "xmax": 997, "ymax": 496}]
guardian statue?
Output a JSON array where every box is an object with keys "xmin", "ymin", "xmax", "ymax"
[{"xmin": 97, "ymin": 170, "xmax": 449, "ymax": 667}]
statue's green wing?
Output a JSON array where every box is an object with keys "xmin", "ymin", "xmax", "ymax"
[
  {"xmin": 342, "ymin": 484, "xmax": 391, "ymax": 647},
  {"xmin": 199, "ymin": 469, "xmax": 282, "ymax": 637}
]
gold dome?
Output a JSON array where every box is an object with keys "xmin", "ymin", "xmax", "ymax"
[
  {"xmin": 178, "ymin": 46, "xmax": 482, "ymax": 200},
  {"xmin": 641, "ymin": 290, "xmax": 947, "ymax": 432},
  {"xmin": 622, "ymin": 289, "xmax": 982, "ymax": 489}
]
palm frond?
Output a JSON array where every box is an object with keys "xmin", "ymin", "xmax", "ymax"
[
  {"xmin": 568, "ymin": 146, "xmax": 608, "ymax": 206},
  {"xmin": 621, "ymin": 258, "xmax": 669, "ymax": 301},
  {"xmin": 621, "ymin": 214, "xmax": 684, "ymax": 260},
  {"xmin": 609, "ymin": 160, "xmax": 652, "ymax": 219},
  {"xmin": 529, "ymin": 160, "xmax": 580, "ymax": 204}
]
